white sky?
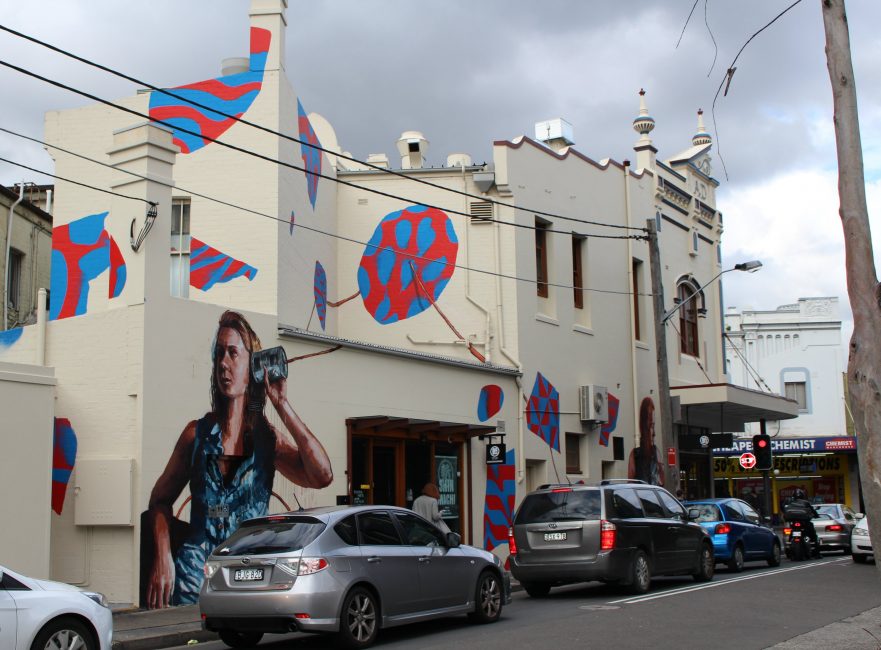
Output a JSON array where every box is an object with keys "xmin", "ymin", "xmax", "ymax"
[{"xmin": 2, "ymin": 0, "xmax": 880, "ymax": 346}]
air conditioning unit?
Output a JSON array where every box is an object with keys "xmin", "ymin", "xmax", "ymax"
[{"xmin": 579, "ymin": 385, "xmax": 609, "ymax": 423}]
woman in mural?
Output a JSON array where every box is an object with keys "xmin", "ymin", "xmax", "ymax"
[
  {"xmin": 145, "ymin": 310, "xmax": 333, "ymax": 609},
  {"xmin": 627, "ymin": 396, "xmax": 664, "ymax": 486}
]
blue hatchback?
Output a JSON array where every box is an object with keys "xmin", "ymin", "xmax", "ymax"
[{"xmin": 684, "ymin": 498, "xmax": 781, "ymax": 571}]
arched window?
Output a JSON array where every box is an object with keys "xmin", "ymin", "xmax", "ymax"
[{"xmin": 677, "ymin": 281, "xmax": 700, "ymax": 356}]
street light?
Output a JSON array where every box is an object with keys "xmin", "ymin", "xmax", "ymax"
[{"xmin": 661, "ymin": 260, "xmax": 762, "ymax": 324}]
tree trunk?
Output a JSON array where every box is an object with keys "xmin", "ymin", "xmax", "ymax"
[{"xmin": 822, "ymin": 0, "xmax": 881, "ymax": 579}]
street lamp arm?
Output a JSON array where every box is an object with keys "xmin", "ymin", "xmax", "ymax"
[{"xmin": 660, "ymin": 260, "xmax": 762, "ymax": 325}]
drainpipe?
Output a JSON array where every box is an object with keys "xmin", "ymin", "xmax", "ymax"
[
  {"xmin": 461, "ymin": 162, "xmax": 493, "ymax": 363},
  {"xmin": 3, "ymin": 182, "xmax": 24, "ymax": 331},
  {"xmin": 623, "ymin": 161, "xmax": 641, "ymax": 452},
  {"xmin": 36, "ymin": 288, "xmax": 46, "ymax": 365}
]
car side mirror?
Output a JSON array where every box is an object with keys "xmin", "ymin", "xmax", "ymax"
[
  {"xmin": 855, "ymin": 512, "xmax": 865, "ymax": 520},
  {"xmin": 687, "ymin": 508, "xmax": 701, "ymax": 521},
  {"xmin": 0, "ymin": 569, "xmax": 4, "ymax": 584},
  {"xmin": 445, "ymin": 532, "xmax": 461, "ymax": 548}
]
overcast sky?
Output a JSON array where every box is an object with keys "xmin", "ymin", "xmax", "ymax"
[{"xmin": 2, "ymin": 0, "xmax": 880, "ymax": 347}]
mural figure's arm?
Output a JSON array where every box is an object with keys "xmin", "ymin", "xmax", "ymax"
[
  {"xmin": 146, "ymin": 422, "xmax": 196, "ymax": 609},
  {"xmin": 627, "ymin": 449, "xmax": 637, "ymax": 480},
  {"xmin": 264, "ymin": 373, "xmax": 333, "ymax": 489}
]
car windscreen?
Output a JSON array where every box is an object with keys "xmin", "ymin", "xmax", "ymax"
[
  {"xmin": 514, "ymin": 489, "xmax": 601, "ymax": 524},
  {"xmin": 815, "ymin": 506, "xmax": 838, "ymax": 518},
  {"xmin": 213, "ymin": 516, "xmax": 326, "ymax": 555},
  {"xmin": 688, "ymin": 503, "xmax": 723, "ymax": 523}
]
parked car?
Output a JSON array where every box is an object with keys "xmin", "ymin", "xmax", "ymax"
[
  {"xmin": 199, "ymin": 505, "xmax": 510, "ymax": 649},
  {"xmin": 813, "ymin": 503, "xmax": 859, "ymax": 554},
  {"xmin": 508, "ymin": 480, "xmax": 714, "ymax": 597},
  {"xmin": 851, "ymin": 515, "xmax": 874, "ymax": 563},
  {"xmin": 683, "ymin": 498, "xmax": 781, "ymax": 571},
  {"xmin": 0, "ymin": 563, "xmax": 113, "ymax": 650}
]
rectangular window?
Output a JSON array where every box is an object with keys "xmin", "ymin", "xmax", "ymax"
[
  {"xmin": 785, "ymin": 381, "xmax": 807, "ymax": 410},
  {"xmin": 565, "ymin": 433, "xmax": 581, "ymax": 474},
  {"xmin": 572, "ymin": 236, "xmax": 584, "ymax": 309},
  {"xmin": 170, "ymin": 199, "xmax": 191, "ymax": 298},
  {"xmin": 7, "ymin": 248, "xmax": 23, "ymax": 310},
  {"xmin": 632, "ymin": 259, "xmax": 643, "ymax": 340},
  {"xmin": 535, "ymin": 219, "xmax": 549, "ymax": 298}
]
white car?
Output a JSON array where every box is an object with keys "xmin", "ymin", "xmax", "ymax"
[
  {"xmin": 851, "ymin": 516, "xmax": 874, "ymax": 563},
  {"xmin": 0, "ymin": 564, "xmax": 112, "ymax": 650}
]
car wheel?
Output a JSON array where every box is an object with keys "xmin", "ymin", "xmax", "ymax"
[
  {"xmin": 522, "ymin": 581, "xmax": 551, "ymax": 598},
  {"xmin": 469, "ymin": 571, "xmax": 503, "ymax": 624},
  {"xmin": 693, "ymin": 543, "xmax": 714, "ymax": 582},
  {"xmin": 627, "ymin": 550, "xmax": 651, "ymax": 594},
  {"xmin": 218, "ymin": 630, "xmax": 264, "ymax": 649},
  {"xmin": 852, "ymin": 553, "xmax": 868, "ymax": 564},
  {"xmin": 768, "ymin": 541, "xmax": 781, "ymax": 567},
  {"xmin": 727, "ymin": 544, "xmax": 745, "ymax": 572},
  {"xmin": 31, "ymin": 617, "xmax": 96, "ymax": 650},
  {"xmin": 337, "ymin": 586, "xmax": 379, "ymax": 649}
]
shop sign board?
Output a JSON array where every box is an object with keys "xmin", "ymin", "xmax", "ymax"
[{"xmin": 714, "ymin": 436, "xmax": 857, "ymax": 456}]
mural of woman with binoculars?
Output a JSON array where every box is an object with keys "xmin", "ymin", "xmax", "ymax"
[{"xmin": 144, "ymin": 310, "xmax": 333, "ymax": 608}]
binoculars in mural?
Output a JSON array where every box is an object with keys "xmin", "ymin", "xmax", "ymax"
[{"xmin": 250, "ymin": 346, "xmax": 290, "ymax": 384}]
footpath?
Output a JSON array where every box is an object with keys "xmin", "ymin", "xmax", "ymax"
[{"xmin": 111, "ymin": 599, "xmax": 881, "ymax": 650}]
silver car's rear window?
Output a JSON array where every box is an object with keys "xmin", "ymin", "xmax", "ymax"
[
  {"xmin": 514, "ymin": 489, "xmax": 601, "ymax": 523},
  {"xmin": 214, "ymin": 516, "xmax": 326, "ymax": 555}
]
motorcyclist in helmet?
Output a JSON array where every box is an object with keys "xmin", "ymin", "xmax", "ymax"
[{"xmin": 784, "ymin": 489, "xmax": 821, "ymax": 558}]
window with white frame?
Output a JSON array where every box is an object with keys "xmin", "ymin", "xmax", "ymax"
[{"xmin": 170, "ymin": 199, "xmax": 191, "ymax": 298}]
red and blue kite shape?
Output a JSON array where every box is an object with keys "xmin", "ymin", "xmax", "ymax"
[
  {"xmin": 483, "ymin": 448, "xmax": 516, "ymax": 553},
  {"xmin": 149, "ymin": 27, "xmax": 270, "ymax": 154},
  {"xmin": 50, "ymin": 212, "xmax": 126, "ymax": 321},
  {"xmin": 52, "ymin": 418, "xmax": 77, "ymax": 515},
  {"xmin": 478, "ymin": 385, "xmax": 504, "ymax": 422},
  {"xmin": 358, "ymin": 205, "xmax": 458, "ymax": 325},
  {"xmin": 599, "ymin": 392, "xmax": 620, "ymax": 447},
  {"xmin": 527, "ymin": 372, "xmax": 561, "ymax": 451},
  {"xmin": 189, "ymin": 237, "xmax": 258, "ymax": 291},
  {"xmin": 314, "ymin": 261, "xmax": 328, "ymax": 330},
  {"xmin": 298, "ymin": 99, "xmax": 322, "ymax": 209}
]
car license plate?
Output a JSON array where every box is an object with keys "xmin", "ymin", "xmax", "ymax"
[
  {"xmin": 233, "ymin": 568, "xmax": 264, "ymax": 582},
  {"xmin": 791, "ymin": 531, "xmax": 802, "ymax": 538},
  {"xmin": 544, "ymin": 532, "xmax": 567, "ymax": 541}
]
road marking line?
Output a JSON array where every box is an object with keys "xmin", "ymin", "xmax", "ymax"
[{"xmin": 607, "ymin": 558, "xmax": 848, "ymax": 605}]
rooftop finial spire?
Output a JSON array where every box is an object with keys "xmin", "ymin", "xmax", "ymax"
[
  {"xmin": 692, "ymin": 108, "xmax": 712, "ymax": 146},
  {"xmin": 633, "ymin": 89, "xmax": 655, "ymax": 141}
]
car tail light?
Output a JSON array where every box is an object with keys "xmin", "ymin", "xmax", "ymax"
[
  {"xmin": 204, "ymin": 561, "xmax": 220, "ymax": 578},
  {"xmin": 714, "ymin": 523, "xmax": 731, "ymax": 535},
  {"xmin": 552, "ymin": 487, "xmax": 572, "ymax": 493},
  {"xmin": 793, "ymin": 521, "xmax": 803, "ymax": 528},
  {"xmin": 508, "ymin": 527, "xmax": 518, "ymax": 556},
  {"xmin": 827, "ymin": 524, "xmax": 844, "ymax": 532},
  {"xmin": 296, "ymin": 558, "xmax": 328, "ymax": 575},
  {"xmin": 295, "ymin": 613, "xmax": 311, "ymax": 619},
  {"xmin": 600, "ymin": 520, "xmax": 617, "ymax": 550},
  {"xmin": 783, "ymin": 527, "xmax": 792, "ymax": 536}
]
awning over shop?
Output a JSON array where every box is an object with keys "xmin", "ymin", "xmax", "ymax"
[
  {"xmin": 671, "ymin": 383, "xmax": 800, "ymax": 432},
  {"xmin": 348, "ymin": 415, "xmax": 496, "ymax": 441}
]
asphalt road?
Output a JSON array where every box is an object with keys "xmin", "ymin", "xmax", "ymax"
[{"xmin": 170, "ymin": 556, "xmax": 881, "ymax": 650}]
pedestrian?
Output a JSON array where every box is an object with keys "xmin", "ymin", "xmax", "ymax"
[{"xmin": 412, "ymin": 482, "xmax": 451, "ymax": 534}]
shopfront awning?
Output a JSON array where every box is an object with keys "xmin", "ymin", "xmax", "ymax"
[
  {"xmin": 348, "ymin": 415, "xmax": 497, "ymax": 441},
  {"xmin": 670, "ymin": 383, "xmax": 800, "ymax": 432}
]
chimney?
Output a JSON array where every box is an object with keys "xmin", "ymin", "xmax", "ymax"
[
  {"xmin": 396, "ymin": 131, "xmax": 429, "ymax": 169},
  {"xmin": 535, "ymin": 118, "xmax": 574, "ymax": 153}
]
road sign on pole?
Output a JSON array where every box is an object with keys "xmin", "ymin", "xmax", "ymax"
[{"xmin": 739, "ymin": 452, "xmax": 757, "ymax": 469}]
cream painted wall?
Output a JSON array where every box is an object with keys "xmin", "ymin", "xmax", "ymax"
[{"xmin": 0, "ymin": 361, "xmax": 55, "ymax": 578}]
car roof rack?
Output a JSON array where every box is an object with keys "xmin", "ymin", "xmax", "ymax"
[
  {"xmin": 536, "ymin": 483, "xmax": 579, "ymax": 490},
  {"xmin": 598, "ymin": 479, "xmax": 647, "ymax": 485}
]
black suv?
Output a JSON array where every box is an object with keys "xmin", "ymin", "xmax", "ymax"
[{"xmin": 509, "ymin": 480, "xmax": 714, "ymax": 596}]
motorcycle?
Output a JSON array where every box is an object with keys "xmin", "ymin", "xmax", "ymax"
[{"xmin": 784, "ymin": 520, "xmax": 816, "ymax": 561}]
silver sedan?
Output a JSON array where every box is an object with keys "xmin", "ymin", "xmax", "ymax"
[
  {"xmin": 199, "ymin": 505, "xmax": 510, "ymax": 649},
  {"xmin": 813, "ymin": 503, "xmax": 859, "ymax": 553}
]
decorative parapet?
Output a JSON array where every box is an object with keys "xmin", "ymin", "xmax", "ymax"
[{"xmin": 657, "ymin": 175, "xmax": 691, "ymax": 211}]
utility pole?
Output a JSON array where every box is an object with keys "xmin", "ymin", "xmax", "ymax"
[
  {"xmin": 647, "ymin": 218, "xmax": 677, "ymax": 490},
  {"xmin": 822, "ymin": 0, "xmax": 881, "ymax": 580}
]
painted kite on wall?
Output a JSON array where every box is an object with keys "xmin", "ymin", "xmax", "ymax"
[
  {"xmin": 358, "ymin": 205, "xmax": 458, "ymax": 325},
  {"xmin": 527, "ymin": 372, "xmax": 561, "ymax": 451},
  {"xmin": 50, "ymin": 212, "xmax": 127, "ymax": 321},
  {"xmin": 483, "ymin": 448, "xmax": 516, "ymax": 553},
  {"xmin": 313, "ymin": 261, "xmax": 328, "ymax": 330},
  {"xmin": 0, "ymin": 327, "xmax": 22, "ymax": 351},
  {"xmin": 189, "ymin": 237, "xmax": 258, "ymax": 291},
  {"xmin": 297, "ymin": 99, "xmax": 322, "ymax": 209},
  {"xmin": 599, "ymin": 392, "xmax": 620, "ymax": 447},
  {"xmin": 148, "ymin": 27, "xmax": 270, "ymax": 154},
  {"xmin": 52, "ymin": 418, "xmax": 78, "ymax": 515},
  {"xmin": 477, "ymin": 385, "xmax": 504, "ymax": 422}
]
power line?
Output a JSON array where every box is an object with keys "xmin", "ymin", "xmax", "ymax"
[
  {"xmin": 724, "ymin": 332, "xmax": 774, "ymax": 393},
  {"xmin": 0, "ymin": 150, "xmax": 652, "ymax": 298},
  {"xmin": 0, "ymin": 22, "xmax": 644, "ymax": 234},
  {"xmin": 0, "ymin": 58, "xmax": 643, "ymax": 244}
]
